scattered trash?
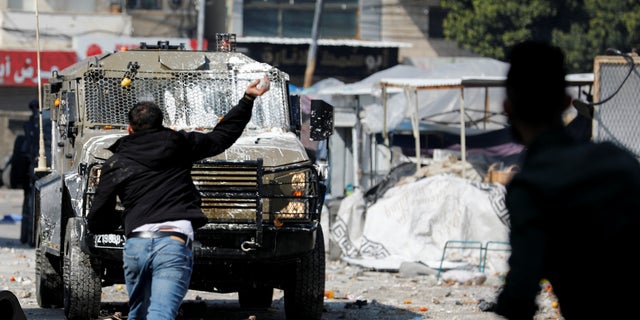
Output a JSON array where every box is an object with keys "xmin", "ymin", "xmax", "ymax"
[
  {"xmin": 1, "ymin": 215, "xmax": 21, "ymax": 223},
  {"xmin": 344, "ymin": 299, "xmax": 368, "ymax": 309},
  {"xmin": 324, "ymin": 290, "xmax": 335, "ymax": 299},
  {"xmin": 97, "ymin": 311, "xmax": 124, "ymax": 320},
  {"xmin": 478, "ymin": 298, "xmax": 496, "ymax": 312},
  {"xmin": 345, "ymin": 293, "xmax": 360, "ymax": 300},
  {"xmin": 440, "ymin": 269, "xmax": 487, "ymax": 285}
]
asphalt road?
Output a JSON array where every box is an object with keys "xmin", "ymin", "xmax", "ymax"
[
  {"xmin": 0, "ymin": 211, "xmax": 430, "ymax": 320},
  {"xmin": 0, "ymin": 187, "xmax": 562, "ymax": 320}
]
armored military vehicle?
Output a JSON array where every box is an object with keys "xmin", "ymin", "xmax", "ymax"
[{"xmin": 33, "ymin": 37, "xmax": 332, "ymax": 320}]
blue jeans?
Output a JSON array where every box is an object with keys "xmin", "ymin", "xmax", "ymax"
[{"xmin": 123, "ymin": 236, "xmax": 193, "ymax": 320}]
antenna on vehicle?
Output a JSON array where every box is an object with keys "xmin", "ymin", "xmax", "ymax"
[{"xmin": 34, "ymin": 0, "xmax": 48, "ymax": 172}]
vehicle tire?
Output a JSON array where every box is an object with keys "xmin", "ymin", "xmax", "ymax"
[
  {"xmin": 35, "ymin": 223, "xmax": 63, "ymax": 308},
  {"xmin": 239, "ymin": 286, "xmax": 274, "ymax": 309},
  {"xmin": 63, "ymin": 219, "xmax": 102, "ymax": 320},
  {"xmin": 284, "ymin": 225, "xmax": 326, "ymax": 320}
]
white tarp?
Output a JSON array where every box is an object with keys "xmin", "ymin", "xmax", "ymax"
[{"xmin": 331, "ymin": 173, "xmax": 511, "ymax": 273}]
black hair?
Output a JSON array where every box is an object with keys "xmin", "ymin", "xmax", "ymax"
[
  {"xmin": 506, "ymin": 40, "xmax": 567, "ymax": 124},
  {"xmin": 128, "ymin": 101, "xmax": 164, "ymax": 131}
]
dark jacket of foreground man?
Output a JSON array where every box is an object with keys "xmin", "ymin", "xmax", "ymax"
[
  {"xmin": 87, "ymin": 96, "xmax": 255, "ymax": 235},
  {"xmin": 495, "ymin": 128, "xmax": 640, "ymax": 319}
]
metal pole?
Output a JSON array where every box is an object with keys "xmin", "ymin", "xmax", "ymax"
[
  {"xmin": 303, "ymin": 0, "xmax": 323, "ymax": 88},
  {"xmin": 460, "ymin": 88, "xmax": 466, "ymax": 176},
  {"xmin": 406, "ymin": 87, "xmax": 421, "ymax": 170},
  {"xmin": 354, "ymin": 95, "xmax": 361, "ymax": 189},
  {"xmin": 197, "ymin": 0, "xmax": 205, "ymax": 50},
  {"xmin": 35, "ymin": 0, "xmax": 47, "ymax": 172},
  {"xmin": 382, "ymin": 86, "xmax": 393, "ymax": 169}
]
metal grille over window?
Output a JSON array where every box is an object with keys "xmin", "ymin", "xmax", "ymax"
[
  {"xmin": 82, "ymin": 57, "xmax": 289, "ymax": 131},
  {"xmin": 593, "ymin": 56, "xmax": 640, "ymax": 157},
  {"xmin": 216, "ymin": 33, "xmax": 236, "ymax": 52}
]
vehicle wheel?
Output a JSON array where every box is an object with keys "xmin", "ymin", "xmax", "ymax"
[
  {"xmin": 239, "ymin": 286, "xmax": 274, "ymax": 309},
  {"xmin": 63, "ymin": 219, "xmax": 102, "ymax": 320},
  {"xmin": 35, "ymin": 223, "xmax": 63, "ymax": 308},
  {"xmin": 284, "ymin": 225, "xmax": 326, "ymax": 320}
]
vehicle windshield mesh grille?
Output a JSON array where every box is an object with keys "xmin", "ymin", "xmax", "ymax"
[{"xmin": 82, "ymin": 69, "xmax": 289, "ymax": 130}]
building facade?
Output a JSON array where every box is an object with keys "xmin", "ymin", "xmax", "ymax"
[{"xmin": 0, "ymin": 0, "xmax": 471, "ymax": 194}]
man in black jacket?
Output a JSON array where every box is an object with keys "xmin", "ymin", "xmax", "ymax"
[
  {"xmin": 494, "ymin": 41, "xmax": 640, "ymax": 319},
  {"xmin": 87, "ymin": 77, "xmax": 270, "ymax": 320}
]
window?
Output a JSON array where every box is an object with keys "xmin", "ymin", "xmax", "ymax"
[
  {"xmin": 243, "ymin": 0, "xmax": 358, "ymax": 38},
  {"xmin": 126, "ymin": 0, "xmax": 162, "ymax": 10},
  {"xmin": 428, "ymin": 6, "xmax": 447, "ymax": 39}
]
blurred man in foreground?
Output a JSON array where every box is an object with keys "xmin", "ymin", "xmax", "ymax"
[{"xmin": 494, "ymin": 41, "xmax": 640, "ymax": 319}]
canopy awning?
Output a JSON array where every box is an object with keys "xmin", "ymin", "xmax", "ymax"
[{"xmin": 378, "ymin": 74, "xmax": 595, "ymax": 172}]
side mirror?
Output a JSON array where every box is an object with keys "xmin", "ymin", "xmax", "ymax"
[
  {"xmin": 289, "ymin": 95, "xmax": 302, "ymax": 137},
  {"xmin": 55, "ymin": 91, "xmax": 77, "ymax": 149},
  {"xmin": 309, "ymin": 99, "xmax": 334, "ymax": 141}
]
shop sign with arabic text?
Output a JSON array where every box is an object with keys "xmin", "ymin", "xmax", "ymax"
[{"xmin": 0, "ymin": 50, "xmax": 77, "ymax": 87}]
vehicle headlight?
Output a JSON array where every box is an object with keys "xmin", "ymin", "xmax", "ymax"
[
  {"xmin": 265, "ymin": 169, "xmax": 314, "ymax": 222},
  {"xmin": 291, "ymin": 172, "xmax": 306, "ymax": 195}
]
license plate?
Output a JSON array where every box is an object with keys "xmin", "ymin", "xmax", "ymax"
[{"xmin": 93, "ymin": 234, "xmax": 126, "ymax": 248}]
